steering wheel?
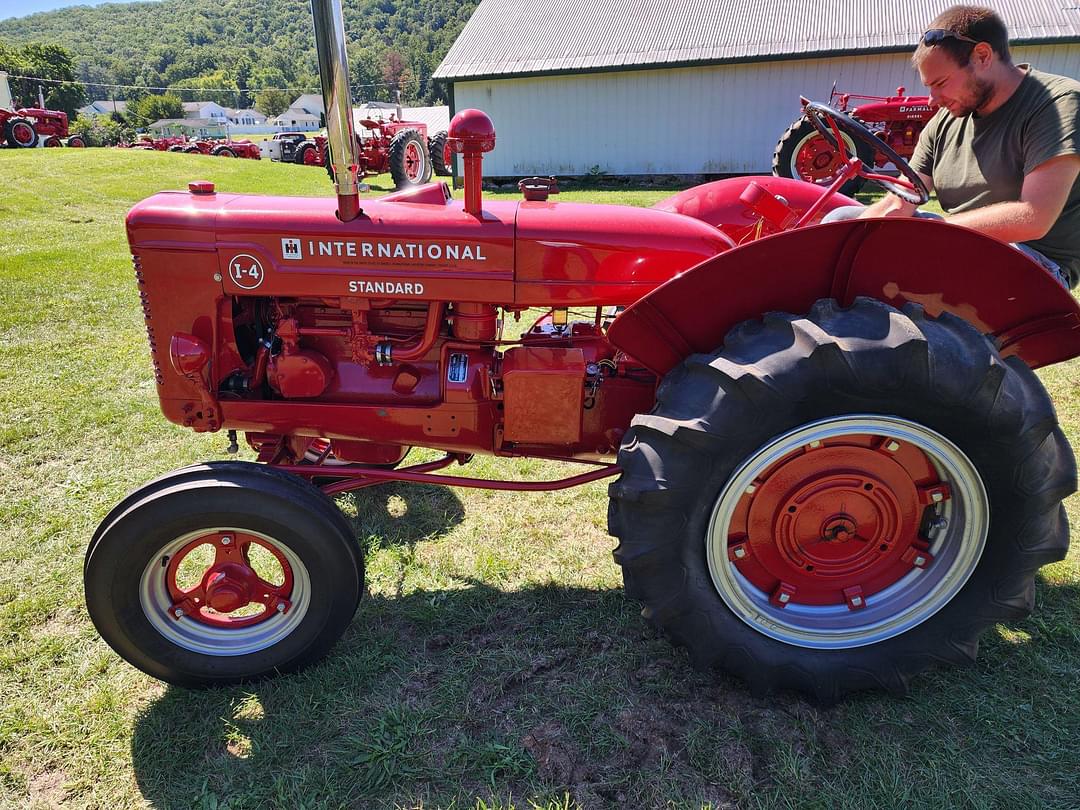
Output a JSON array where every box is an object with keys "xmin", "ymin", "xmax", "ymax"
[{"xmin": 802, "ymin": 101, "xmax": 930, "ymax": 205}]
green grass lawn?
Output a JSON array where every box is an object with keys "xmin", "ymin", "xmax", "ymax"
[{"xmin": 1, "ymin": 148, "xmax": 1077, "ymax": 809}]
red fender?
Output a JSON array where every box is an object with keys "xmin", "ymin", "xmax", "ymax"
[{"xmin": 608, "ymin": 217, "xmax": 1080, "ymax": 373}]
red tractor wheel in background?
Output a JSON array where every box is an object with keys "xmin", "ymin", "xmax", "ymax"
[
  {"xmin": 213, "ymin": 146, "xmax": 237, "ymax": 158},
  {"xmin": 388, "ymin": 127, "xmax": 432, "ymax": 188},
  {"xmin": 44, "ymin": 136, "xmax": 62, "ymax": 147},
  {"xmin": 5, "ymin": 117, "xmax": 39, "ymax": 148},
  {"xmin": 84, "ymin": 462, "xmax": 363, "ymax": 686},
  {"xmin": 66, "ymin": 135, "xmax": 87, "ymax": 148},
  {"xmin": 296, "ymin": 142, "xmax": 321, "ymax": 166},
  {"xmin": 772, "ymin": 115, "xmax": 874, "ymax": 197},
  {"xmin": 183, "ymin": 145, "xmax": 201, "ymax": 154},
  {"xmin": 609, "ymin": 297, "xmax": 1073, "ymax": 702},
  {"xmin": 429, "ymin": 130, "xmax": 450, "ymax": 176},
  {"xmin": 167, "ymin": 144, "xmax": 186, "ymax": 152}
]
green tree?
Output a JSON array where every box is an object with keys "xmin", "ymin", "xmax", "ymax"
[
  {"xmin": 254, "ymin": 87, "xmax": 290, "ymax": 117},
  {"xmin": 0, "ymin": 40, "xmax": 86, "ymax": 116},
  {"xmin": 126, "ymin": 92, "xmax": 183, "ymax": 127}
]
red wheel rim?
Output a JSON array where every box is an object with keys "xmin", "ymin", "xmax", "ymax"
[
  {"xmin": 12, "ymin": 122, "xmax": 35, "ymax": 146},
  {"xmin": 792, "ymin": 134, "xmax": 847, "ymax": 184},
  {"xmin": 303, "ymin": 147, "xmax": 319, "ymax": 165},
  {"xmin": 164, "ymin": 531, "xmax": 294, "ymax": 629},
  {"xmin": 726, "ymin": 434, "xmax": 947, "ymax": 607},
  {"xmin": 404, "ymin": 141, "xmax": 423, "ymax": 181},
  {"xmin": 44, "ymin": 136, "xmax": 61, "ymax": 147}
]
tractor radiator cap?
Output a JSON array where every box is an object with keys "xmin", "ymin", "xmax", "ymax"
[
  {"xmin": 447, "ymin": 109, "xmax": 495, "ymax": 154},
  {"xmin": 188, "ymin": 181, "xmax": 216, "ymax": 195}
]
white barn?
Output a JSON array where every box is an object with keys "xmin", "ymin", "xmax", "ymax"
[{"xmin": 433, "ymin": 0, "xmax": 1080, "ymax": 178}]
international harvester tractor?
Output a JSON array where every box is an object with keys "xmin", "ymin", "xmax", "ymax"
[
  {"xmin": 0, "ymin": 71, "xmax": 76, "ymax": 148},
  {"xmin": 85, "ymin": 0, "xmax": 1080, "ymax": 701},
  {"xmin": 774, "ymin": 85, "xmax": 936, "ymax": 196}
]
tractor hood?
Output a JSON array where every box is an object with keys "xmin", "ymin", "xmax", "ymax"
[{"xmin": 126, "ymin": 183, "xmax": 734, "ymax": 307}]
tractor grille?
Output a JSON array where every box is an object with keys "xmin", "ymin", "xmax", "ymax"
[{"xmin": 133, "ymin": 253, "xmax": 164, "ymax": 386}]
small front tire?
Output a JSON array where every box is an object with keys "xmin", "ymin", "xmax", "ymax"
[{"xmin": 85, "ymin": 462, "xmax": 363, "ymax": 687}]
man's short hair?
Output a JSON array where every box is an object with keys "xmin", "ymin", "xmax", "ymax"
[{"xmin": 912, "ymin": 5, "xmax": 1011, "ymax": 67}]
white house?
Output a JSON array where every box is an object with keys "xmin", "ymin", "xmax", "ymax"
[
  {"xmin": 272, "ymin": 93, "xmax": 325, "ymax": 131},
  {"xmin": 434, "ymin": 0, "xmax": 1080, "ymax": 177},
  {"xmin": 227, "ymin": 108, "xmax": 267, "ymax": 127},
  {"xmin": 182, "ymin": 101, "xmax": 230, "ymax": 122},
  {"xmin": 77, "ymin": 99, "xmax": 128, "ymax": 117}
]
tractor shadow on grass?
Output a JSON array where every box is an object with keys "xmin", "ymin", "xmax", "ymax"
[
  {"xmin": 129, "ymin": 572, "xmax": 1080, "ymax": 809},
  {"xmin": 335, "ymin": 482, "xmax": 466, "ymax": 552}
]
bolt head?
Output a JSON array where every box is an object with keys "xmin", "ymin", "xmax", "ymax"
[
  {"xmin": 914, "ymin": 555, "xmax": 926, "ymax": 566},
  {"xmin": 778, "ymin": 593, "xmax": 790, "ymax": 603},
  {"xmin": 734, "ymin": 547, "xmax": 746, "ymax": 559},
  {"xmin": 931, "ymin": 492, "xmax": 943, "ymax": 503},
  {"xmin": 174, "ymin": 608, "xmax": 184, "ymax": 618},
  {"xmin": 851, "ymin": 596, "xmax": 863, "ymax": 606},
  {"xmin": 213, "ymin": 273, "xmax": 223, "ymax": 282},
  {"xmin": 886, "ymin": 441, "xmax": 900, "ymax": 452},
  {"xmin": 745, "ymin": 485, "xmax": 756, "ymax": 495},
  {"xmin": 276, "ymin": 602, "xmax": 286, "ymax": 612},
  {"xmin": 221, "ymin": 536, "xmax": 232, "ymax": 545},
  {"xmin": 808, "ymin": 440, "xmax": 821, "ymax": 449}
]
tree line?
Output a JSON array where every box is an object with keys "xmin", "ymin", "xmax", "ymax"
[{"xmin": 0, "ymin": 0, "xmax": 479, "ymax": 114}]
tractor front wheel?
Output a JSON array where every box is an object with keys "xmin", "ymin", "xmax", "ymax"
[
  {"xmin": 388, "ymin": 128, "xmax": 432, "ymax": 188},
  {"xmin": 608, "ymin": 297, "xmax": 1075, "ymax": 701},
  {"xmin": 66, "ymin": 135, "xmax": 86, "ymax": 148},
  {"xmin": 4, "ymin": 117, "xmax": 39, "ymax": 148},
  {"xmin": 213, "ymin": 146, "xmax": 237, "ymax": 158},
  {"xmin": 84, "ymin": 462, "xmax": 363, "ymax": 687},
  {"xmin": 772, "ymin": 115, "xmax": 873, "ymax": 196}
]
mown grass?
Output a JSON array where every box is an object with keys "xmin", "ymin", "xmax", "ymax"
[{"xmin": 0, "ymin": 148, "xmax": 1077, "ymax": 809}]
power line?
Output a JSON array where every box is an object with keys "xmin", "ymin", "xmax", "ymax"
[{"xmin": 4, "ymin": 73, "xmax": 428, "ymax": 95}]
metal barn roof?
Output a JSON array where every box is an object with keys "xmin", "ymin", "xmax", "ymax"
[{"xmin": 434, "ymin": 0, "xmax": 1080, "ymax": 80}]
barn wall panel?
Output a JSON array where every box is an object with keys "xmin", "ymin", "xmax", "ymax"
[{"xmin": 453, "ymin": 46, "xmax": 1080, "ymax": 177}]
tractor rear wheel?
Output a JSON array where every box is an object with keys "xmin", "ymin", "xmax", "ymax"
[
  {"xmin": 388, "ymin": 128, "xmax": 432, "ymax": 188},
  {"xmin": 608, "ymin": 297, "xmax": 1075, "ymax": 701},
  {"xmin": 84, "ymin": 462, "xmax": 363, "ymax": 687},
  {"xmin": 4, "ymin": 117, "xmax": 39, "ymax": 148},
  {"xmin": 772, "ymin": 115, "xmax": 873, "ymax": 197},
  {"xmin": 429, "ymin": 131, "xmax": 450, "ymax": 176},
  {"xmin": 213, "ymin": 145, "xmax": 237, "ymax": 158}
]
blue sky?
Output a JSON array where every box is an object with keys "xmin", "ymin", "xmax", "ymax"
[{"xmin": 3, "ymin": 1, "xmax": 154, "ymax": 21}]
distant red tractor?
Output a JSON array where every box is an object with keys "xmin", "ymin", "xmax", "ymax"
[
  {"xmin": 773, "ymin": 86, "xmax": 937, "ymax": 195},
  {"xmin": 167, "ymin": 138, "xmax": 262, "ymax": 159},
  {"xmin": 84, "ymin": 0, "xmax": 1079, "ymax": 703},
  {"xmin": 298, "ymin": 114, "xmax": 450, "ymax": 189},
  {"xmin": 0, "ymin": 105, "xmax": 71, "ymax": 148}
]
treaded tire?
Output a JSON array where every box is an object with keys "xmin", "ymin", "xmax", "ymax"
[
  {"xmin": 85, "ymin": 461, "xmax": 364, "ymax": 687},
  {"xmin": 294, "ymin": 142, "xmax": 317, "ymax": 165},
  {"xmin": 772, "ymin": 115, "xmax": 872, "ymax": 197},
  {"xmin": 608, "ymin": 297, "xmax": 1075, "ymax": 701},
  {"xmin": 212, "ymin": 145, "xmax": 237, "ymax": 158},
  {"xmin": 66, "ymin": 135, "xmax": 86, "ymax": 148},
  {"xmin": 388, "ymin": 127, "xmax": 432, "ymax": 188},
  {"xmin": 4, "ymin": 117, "xmax": 39, "ymax": 148},
  {"xmin": 429, "ymin": 131, "xmax": 450, "ymax": 176},
  {"xmin": 167, "ymin": 144, "xmax": 185, "ymax": 152}
]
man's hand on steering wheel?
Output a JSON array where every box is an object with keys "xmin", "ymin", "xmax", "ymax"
[{"xmin": 801, "ymin": 100, "xmax": 931, "ymax": 206}]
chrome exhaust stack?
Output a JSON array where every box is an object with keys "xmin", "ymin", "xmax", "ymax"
[{"xmin": 310, "ymin": 0, "xmax": 362, "ymax": 221}]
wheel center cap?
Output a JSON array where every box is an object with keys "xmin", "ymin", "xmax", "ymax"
[
  {"xmin": 822, "ymin": 515, "xmax": 857, "ymax": 542},
  {"xmin": 203, "ymin": 563, "xmax": 256, "ymax": 612}
]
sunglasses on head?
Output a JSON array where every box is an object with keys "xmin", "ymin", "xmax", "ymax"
[{"xmin": 922, "ymin": 28, "xmax": 980, "ymax": 46}]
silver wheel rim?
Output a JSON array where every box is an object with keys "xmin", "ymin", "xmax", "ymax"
[
  {"xmin": 705, "ymin": 415, "xmax": 988, "ymax": 649},
  {"xmin": 140, "ymin": 527, "xmax": 312, "ymax": 656},
  {"xmin": 789, "ymin": 129, "xmax": 860, "ymax": 183}
]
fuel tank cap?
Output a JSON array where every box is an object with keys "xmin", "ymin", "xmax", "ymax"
[{"xmin": 188, "ymin": 181, "xmax": 216, "ymax": 195}]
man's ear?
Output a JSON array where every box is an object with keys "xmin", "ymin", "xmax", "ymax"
[{"xmin": 972, "ymin": 42, "xmax": 995, "ymax": 69}]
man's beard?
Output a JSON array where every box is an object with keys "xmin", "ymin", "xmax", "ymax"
[{"xmin": 955, "ymin": 76, "xmax": 996, "ymax": 117}]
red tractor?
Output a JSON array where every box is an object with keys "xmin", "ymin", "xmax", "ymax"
[
  {"xmin": 84, "ymin": 1, "xmax": 1079, "ymax": 702},
  {"xmin": 121, "ymin": 135, "xmax": 188, "ymax": 151},
  {"xmin": 0, "ymin": 105, "xmax": 71, "ymax": 148},
  {"xmin": 168, "ymin": 138, "xmax": 262, "ymax": 159},
  {"xmin": 774, "ymin": 85, "xmax": 937, "ymax": 195},
  {"xmin": 297, "ymin": 114, "xmax": 436, "ymax": 189}
]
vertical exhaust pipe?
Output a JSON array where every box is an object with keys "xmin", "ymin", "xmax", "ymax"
[{"xmin": 310, "ymin": 0, "xmax": 362, "ymax": 221}]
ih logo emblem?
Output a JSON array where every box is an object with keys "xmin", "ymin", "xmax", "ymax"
[
  {"xmin": 228, "ymin": 254, "xmax": 265, "ymax": 290},
  {"xmin": 281, "ymin": 237, "xmax": 303, "ymax": 260}
]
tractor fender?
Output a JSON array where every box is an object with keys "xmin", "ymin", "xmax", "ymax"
[{"xmin": 607, "ymin": 217, "xmax": 1080, "ymax": 374}]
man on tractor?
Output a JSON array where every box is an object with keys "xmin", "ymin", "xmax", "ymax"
[{"xmin": 828, "ymin": 5, "xmax": 1080, "ymax": 289}]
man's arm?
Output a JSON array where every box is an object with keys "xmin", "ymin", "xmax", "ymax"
[
  {"xmin": 945, "ymin": 154, "xmax": 1080, "ymax": 240},
  {"xmin": 857, "ymin": 171, "xmax": 935, "ymax": 218}
]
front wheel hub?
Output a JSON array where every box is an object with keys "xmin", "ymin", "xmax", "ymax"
[{"xmin": 708, "ymin": 416, "xmax": 987, "ymax": 649}]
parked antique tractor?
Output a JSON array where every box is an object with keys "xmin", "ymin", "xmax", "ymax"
[
  {"xmin": 0, "ymin": 71, "xmax": 73, "ymax": 148},
  {"xmin": 299, "ymin": 115, "xmax": 433, "ymax": 189},
  {"xmin": 774, "ymin": 85, "xmax": 937, "ymax": 195},
  {"xmin": 168, "ymin": 138, "xmax": 262, "ymax": 159},
  {"xmin": 84, "ymin": 0, "xmax": 1080, "ymax": 701},
  {"xmin": 259, "ymin": 131, "xmax": 313, "ymax": 162}
]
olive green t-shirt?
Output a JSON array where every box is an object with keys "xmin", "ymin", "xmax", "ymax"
[{"xmin": 910, "ymin": 66, "xmax": 1080, "ymax": 287}]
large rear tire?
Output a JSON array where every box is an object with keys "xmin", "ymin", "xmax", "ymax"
[
  {"xmin": 212, "ymin": 145, "xmax": 237, "ymax": 158},
  {"xmin": 85, "ymin": 462, "xmax": 363, "ymax": 687},
  {"xmin": 608, "ymin": 298, "xmax": 1075, "ymax": 701},
  {"xmin": 388, "ymin": 128, "xmax": 432, "ymax": 188},
  {"xmin": 4, "ymin": 117, "xmax": 39, "ymax": 148},
  {"xmin": 772, "ymin": 115, "xmax": 873, "ymax": 197},
  {"xmin": 429, "ymin": 131, "xmax": 450, "ymax": 176}
]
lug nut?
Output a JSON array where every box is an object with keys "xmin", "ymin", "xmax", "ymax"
[
  {"xmin": 276, "ymin": 602, "xmax": 286, "ymax": 612},
  {"xmin": 174, "ymin": 608, "xmax": 184, "ymax": 618},
  {"xmin": 221, "ymin": 536, "xmax": 232, "ymax": 545}
]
